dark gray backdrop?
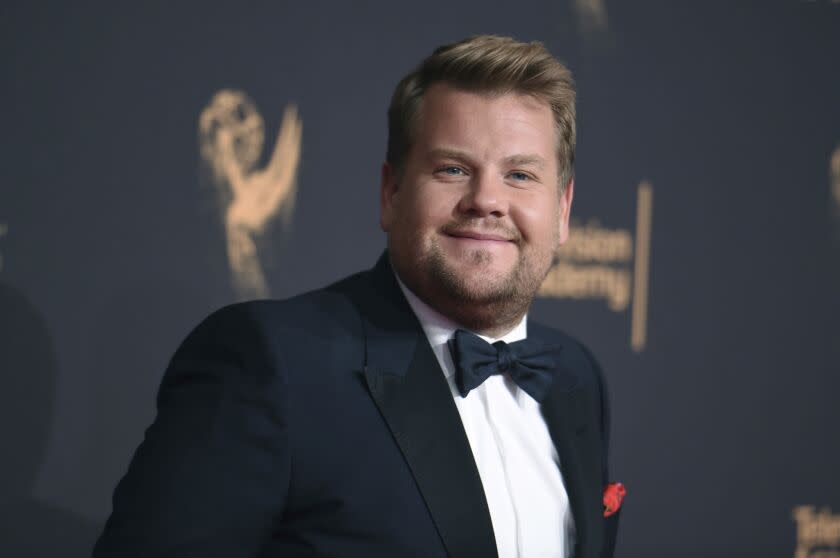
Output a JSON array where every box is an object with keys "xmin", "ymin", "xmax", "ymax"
[{"xmin": 2, "ymin": 1, "xmax": 839, "ymax": 556}]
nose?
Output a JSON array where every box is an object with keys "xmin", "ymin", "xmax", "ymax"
[{"xmin": 456, "ymin": 171, "xmax": 509, "ymax": 217}]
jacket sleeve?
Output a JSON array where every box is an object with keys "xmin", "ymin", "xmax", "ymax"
[{"xmin": 92, "ymin": 304, "xmax": 290, "ymax": 557}]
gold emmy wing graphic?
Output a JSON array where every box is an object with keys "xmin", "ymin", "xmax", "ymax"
[
  {"xmin": 831, "ymin": 145, "xmax": 840, "ymax": 213},
  {"xmin": 573, "ymin": 0, "xmax": 608, "ymax": 33},
  {"xmin": 539, "ymin": 181, "xmax": 653, "ymax": 352},
  {"xmin": 199, "ymin": 90, "xmax": 302, "ymax": 299}
]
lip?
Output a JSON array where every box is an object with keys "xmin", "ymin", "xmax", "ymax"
[{"xmin": 445, "ymin": 231, "xmax": 513, "ymax": 242}]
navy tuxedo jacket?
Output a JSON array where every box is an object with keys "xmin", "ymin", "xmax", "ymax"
[{"xmin": 94, "ymin": 254, "xmax": 620, "ymax": 557}]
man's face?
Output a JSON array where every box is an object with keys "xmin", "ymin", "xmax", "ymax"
[{"xmin": 381, "ymin": 83, "xmax": 574, "ymax": 330}]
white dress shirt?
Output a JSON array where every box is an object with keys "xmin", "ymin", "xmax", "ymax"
[{"xmin": 396, "ymin": 278, "xmax": 574, "ymax": 558}]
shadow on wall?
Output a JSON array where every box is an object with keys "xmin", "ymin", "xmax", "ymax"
[
  {"xmin": 0, "ymin": 282, "xmax": 99, "ymax": 557},
  {"xmin": 76, "ymin": 278, "xmax": 212, "ymax": 521}
]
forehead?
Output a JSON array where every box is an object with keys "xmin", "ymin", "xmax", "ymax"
[{"xmin": 412, "ymin": 83, "xmax": 557, "ymax": 162}]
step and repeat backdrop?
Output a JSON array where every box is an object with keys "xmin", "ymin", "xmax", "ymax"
[{"xmin": 2, "ymin": 1, "xmax": 839, "ymax": 556}]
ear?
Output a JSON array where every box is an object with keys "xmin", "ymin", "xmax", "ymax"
[
  {"xmin": 380, "ymin": 162, "xmax": 399, "ymax": 232},
  {"xmin": 557, "ymin": 177, "xmax": 575, "ymax": 245}
]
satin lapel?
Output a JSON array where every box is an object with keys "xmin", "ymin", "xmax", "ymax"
[
  {"xmin": 541, "ymin": 374, "xmax": 603, "ymax": 558},
  {"xmin": 345, "ymin": 254, "xmax": 498, "ymax": 558}
]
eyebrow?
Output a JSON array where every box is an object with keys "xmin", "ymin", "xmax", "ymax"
[
  {"xmin": 427, "ymin": 148, "xmax": 473, "ymax": 163},
  {"xmin": 502, "ymin": 154, "xmax": 546, "ymax": 169},
  {"xmin": 427, "ymin": 148, "xmax": 546, "ymax": 169}
]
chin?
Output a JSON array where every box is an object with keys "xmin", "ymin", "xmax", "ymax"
[
  {"xmin": 438, "ymin": 266, "xmax": 521, "ymax": 303},
  {"xmin": 419, "ymin": 243, "xmax": 524, "ymax": 298},
  {"xmin": 445, "ymin": 246, "xmax": 517, "ymax": 272}
]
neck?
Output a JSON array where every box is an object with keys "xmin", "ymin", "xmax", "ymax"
[
  {"xmin": 429, "ymin": 295, "xmax": 528, "ymax": 338},
  {"xmin": 396, "ymin": 272, "xmax": 528, "ymax": 338},
  {"xmin": 388, "ymin": 253, "xmax": 533, "ymax": 338}
]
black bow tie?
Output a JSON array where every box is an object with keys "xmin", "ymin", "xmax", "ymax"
[{"xmin": 447, "ymin": 329, "xmax": 561, "ymax": 402}]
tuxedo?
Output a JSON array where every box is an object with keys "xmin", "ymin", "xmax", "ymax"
[{"xmin": 93, "ymin": 253, "xmax": 620, "ymax": 557}]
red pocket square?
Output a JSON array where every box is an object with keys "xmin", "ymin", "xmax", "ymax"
[{"xmin": 603, "ymin": 482, "xmax": 626, "ymax": 518}]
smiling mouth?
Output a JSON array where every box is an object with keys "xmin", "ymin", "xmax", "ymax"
[{"xmin": 445, "ymin": 231, "xmax": 514, "ymax": 243}]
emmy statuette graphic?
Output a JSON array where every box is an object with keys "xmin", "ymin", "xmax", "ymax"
[{"xmin": 199, "ymin": 90, "xmax": 302, "ymax": 299}]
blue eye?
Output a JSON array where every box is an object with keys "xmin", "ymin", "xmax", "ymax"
[
  {"xmin": 443, "ymin": 166, "xmax": 464, "ymax": 175},
  {"xmin": 509, "ymin": 171, "xmax": 530, "ymax": 181}
]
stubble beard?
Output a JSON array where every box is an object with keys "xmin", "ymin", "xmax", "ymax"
[{"xmin": 418, "ymin": 235, "xmax": 554, "ymax": 336}]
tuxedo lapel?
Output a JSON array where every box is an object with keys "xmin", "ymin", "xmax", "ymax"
[
  {"xmin": 344, "ymin": 254, "xmax": 498, "ymax": 558},
  {"xmin": 538, "ymin": 342, "xmax": 604, "ymax": 558}
]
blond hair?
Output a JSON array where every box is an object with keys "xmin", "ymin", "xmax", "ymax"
[{"xmin": 386, "ymin": 35, "xmax": 576, "ymax": 189}]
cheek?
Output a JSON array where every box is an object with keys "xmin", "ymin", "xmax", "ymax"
[
  {"xmin": 411, "ymin": 188, "xmax": 455, "ymax": 227},
  {"xmin": 514, "ymin": 201, "xmax": 560, "ymax": 243},
  {"xmin": 391, "ymin": 194, "xmax": 441, "ymax": 245}
]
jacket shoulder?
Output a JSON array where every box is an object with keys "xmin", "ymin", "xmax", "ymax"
[
  {"xmin": 188, "ymin": 272, "xmax": 367, "ymax": 341},
  {"xmin": 170, "ymin": 275, "xmax": 365, "ymax": 374}
]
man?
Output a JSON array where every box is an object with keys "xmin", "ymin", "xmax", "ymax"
[{"xmin": 94, "ymin": 35, "xmax": 621, "ymax": 558}]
